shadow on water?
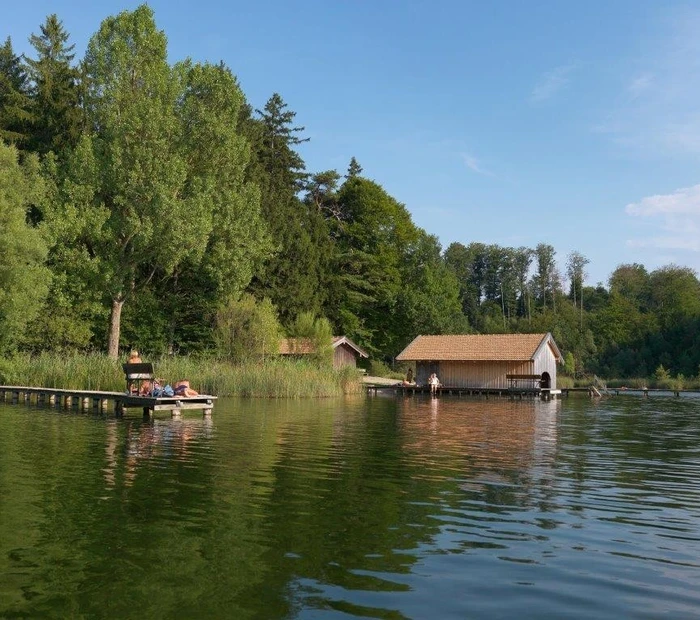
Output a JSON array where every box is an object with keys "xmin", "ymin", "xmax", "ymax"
[{"xmin": 1, "ymin": 394, "xmax": 700, "ymax": 619}]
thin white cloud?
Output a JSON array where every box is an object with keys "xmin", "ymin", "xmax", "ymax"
[
  {"xmin": 628, "ymin": 73, "xmax": 654, "ymax": 97},
  {"xmin": 626, "ymin": 184, "xmax": 700, "ymax": 253},
  {"xmin": 460, "ymin": 152, "xmax": 494, "ymax": 177},
  {"xmin": 530, "ymin": 65, "xmax": 574, "ymax": 103},
  {"xmin": 625, "ymin": 184, "xmax": 700, "ymax": 216}
]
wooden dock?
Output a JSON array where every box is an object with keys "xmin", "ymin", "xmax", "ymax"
[
  {"xmin": 0, "ymin": 385, "xmax": 216, "ymax": 417},
  {"xmin": 561, "ymin": 387, "xmax": 700, "ymax": 398},
  {"xmin": 366, "ymin": 384, "xmax": 561, "ymax": 401}
]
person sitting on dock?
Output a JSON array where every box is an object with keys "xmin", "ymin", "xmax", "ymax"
[
  {"xmin": 429, "ymin": 373, "xmax": 441, "ymax": 395},
  {"xmin": 173, "ymin": 380, "xmax": 199, "ymax": 397},
  {"xmin": 127, "ymin": 349, "xmax": 143, "ymax": 394}
]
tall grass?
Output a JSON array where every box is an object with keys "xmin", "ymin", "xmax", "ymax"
[{"xmin": 0, "ymin": 353, "xmax": 363, "ymax": 398}]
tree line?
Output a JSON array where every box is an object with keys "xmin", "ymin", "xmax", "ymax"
[{"xmin": 1, "ymin": 6, "xmax": 699, "ymax": 380}]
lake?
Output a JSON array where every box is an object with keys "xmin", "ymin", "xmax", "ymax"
[{"xmin": 1, "ymin": 393, "xmax": 699, "ymax": 619}]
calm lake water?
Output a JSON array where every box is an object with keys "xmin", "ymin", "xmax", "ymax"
[{"xmin": 1, "ymin": 394, "xmax": 700, "ymax": 619}]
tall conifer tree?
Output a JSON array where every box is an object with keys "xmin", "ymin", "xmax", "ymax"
[
  {"xmin": 0, "ymin": 38, "xmax": 33, "ymax": 146},
  {"xmin": 245, "ymin": 93, "xmax": 328, "ymax": 324},
  {"xmin": 24, "ymin": 14, "xmax": 81, "ymax": 156}
]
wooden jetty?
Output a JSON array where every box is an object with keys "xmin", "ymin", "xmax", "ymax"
[
  {"xmin": 561, "ymin": 387, "xmax": 700, "ymax": 398},
  {"xmin": 0, "ymin": 385, "xmax": 216, "ymax": 417},
  {"xmin": 366, "ymin": 384, "xmax": 561, "ymax": 401}
]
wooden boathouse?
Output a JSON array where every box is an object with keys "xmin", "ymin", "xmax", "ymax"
[
  {"xmin": 279, "ymin": 336, "xmax": 369, "ymax": 369},
  {"xmin": 395, "ymin": 332, "xmax": 563, "ymax": 397}
]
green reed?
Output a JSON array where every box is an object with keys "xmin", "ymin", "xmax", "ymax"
[{"xmin": 0, "ymin": 353, "xmax": 363, "ymax": 398}]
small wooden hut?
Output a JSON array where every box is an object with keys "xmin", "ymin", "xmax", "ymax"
[
  {"xmin": 396, "ymin": 333, "xmax": 563, "ymax": 390},
  {"xmin": 279, "ymin": 336, "xmax": 368, "ymax": 369}
]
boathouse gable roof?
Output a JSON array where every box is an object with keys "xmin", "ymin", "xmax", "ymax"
[
  {"xmin": 395, "ymin": 333, "xmax": 562, "ymax": 363},
  {"xmin": 279, "ymin": 336, "xmax": 368, "ymax": 358}
]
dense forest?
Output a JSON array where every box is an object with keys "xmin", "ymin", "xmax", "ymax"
[{"xmin": 1, "ymin": 6, "xmax": 700, "ymax": 381}]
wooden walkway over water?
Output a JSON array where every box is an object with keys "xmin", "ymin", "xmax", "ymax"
[
  {"xmin": 0, "ymin": 385, "xmax": 216, "ymax": 417},
  {"xmin": 366, "ymin": 384, "xmax": 561, "ymax": 400},
  {"xmin": 561, "ymin": 387, "xmax": 700, "ymax": 398}
]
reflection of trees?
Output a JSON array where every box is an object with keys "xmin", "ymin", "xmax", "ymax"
[
  {"xmin": 1, "ymin": 396, "xmax": 561, "ymax": 618},
  {"xmin": 237, "ymin": 397, "xmax": 560, "ymax": 616},
  {"xmin": 0, "ymin": 412, "xmax": 265, "ymax": 619}
]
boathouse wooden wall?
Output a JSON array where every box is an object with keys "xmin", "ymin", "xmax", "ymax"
[
  {"xmin": 532, "ymin": 338, "xmax": 558, "ymax": 389},
  {"xmin": 414, "ymin": 338, "xmax": 559, "ymax": 389},
  {"xmin": 417, "ymin": 361, "xmax": 533, "ymax": 389},
  {"xmin": 333, "ymin": 344, "xmax": 359, "ymax": 369}
]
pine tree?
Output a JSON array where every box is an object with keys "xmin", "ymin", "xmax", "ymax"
[
  {"xmin": 24, "ymin": 14, "xmax": 81, "ymax": 155},
  {"xmin": 245, "ymin": 93, "xmax": 329, "ymax": 324},
  {"xmin": 345, "ymin": 156, "xmax": 362, "ymax": 179},
  {"xmin": 0, "ymin": 37, "xmax": 33, "ymax": 146}
]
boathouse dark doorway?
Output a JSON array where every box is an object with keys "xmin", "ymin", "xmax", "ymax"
[{"xmin": 541, "ymin": 372, "xmax": 551, "ymax": 389}]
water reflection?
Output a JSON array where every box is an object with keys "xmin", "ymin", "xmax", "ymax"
[
  {"xmin": 2, "ymin": 396, "xmax": 700, "ymax": 619},
  {"xmin": 103, "ymin": 417, "xmax": 213, "ymax": 489}
]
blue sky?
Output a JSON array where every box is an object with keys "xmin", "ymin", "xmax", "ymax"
[{"xmin": 6, "ymin": 1, "xmax": 700, "ymax": 286}]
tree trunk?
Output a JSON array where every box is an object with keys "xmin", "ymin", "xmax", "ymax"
[{"xmin": 108, "ymin": 296, "xmax": 125, "ymax": 359}]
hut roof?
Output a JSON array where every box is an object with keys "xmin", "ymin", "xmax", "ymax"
[
  {"xmin": 332, "ymin": 336, "xmax": 369, "ymax": 358},
  {"xmin": 279, "ymin": 336, "xmax": 368, "ymax": 358},
  {"xmin": 396, "ymin": 333, "xmax": 562, "ymax": 362}
]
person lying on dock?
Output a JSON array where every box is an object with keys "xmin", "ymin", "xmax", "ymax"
[
  {"xmin": 173, "ymin": 380, "xmax": 199, "ymax": 397},
  {"xmin": 139, "ymin": 379, "xmax": 175, "ymax": 398}
]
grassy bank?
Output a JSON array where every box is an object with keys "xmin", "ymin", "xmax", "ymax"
[{"xmin": 0, "ymin": 353, "xmax": 363, "ymax": 398}]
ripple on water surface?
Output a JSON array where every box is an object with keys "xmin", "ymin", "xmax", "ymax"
[{"xmin": 2, "ymin": 395, "xmax": 700, "ymax": 618}]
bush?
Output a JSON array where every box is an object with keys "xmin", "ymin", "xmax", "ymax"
[{"xmin": 651, "ymin": 365, "xmax": 673, "ymax": 389}]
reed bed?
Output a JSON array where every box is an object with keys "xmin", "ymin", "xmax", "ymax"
[{"xmin": 0, "ymin": 353, "xmax": 363, "ymax": 398}]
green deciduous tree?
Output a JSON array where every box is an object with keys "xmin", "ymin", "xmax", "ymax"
[
  {"xmin": 47, "ymin": 6, "xmax": 267, "ymax": 358},
  {"xmin": 531, "ymin": 243, "xmax": 560, "ymax": 311},
  {"xmin": 648, "ymin": 265, "xmax": 700, "ymax": 331},
  {"xmin": 394, "ymin": 231, "xmax": 468, "ymax": 349},
  {"xmin": 566, "ymin": 250, "xmax": 589, "ymax": 328},
  {"xmin": 288, "ymin": 311, "xmax": 334, "ymax": 366},
  {"xmin": 215, "ymin": 294, "xmax": 282, "ymax": 362},
  {"xmin": 0, "ymin": 141, "xmax": 51, "ymax": 352}
]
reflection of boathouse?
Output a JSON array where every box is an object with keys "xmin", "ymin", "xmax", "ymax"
[{"xmin": 396, "ymin": 333, "xmax": 563, "ymax": 392}]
